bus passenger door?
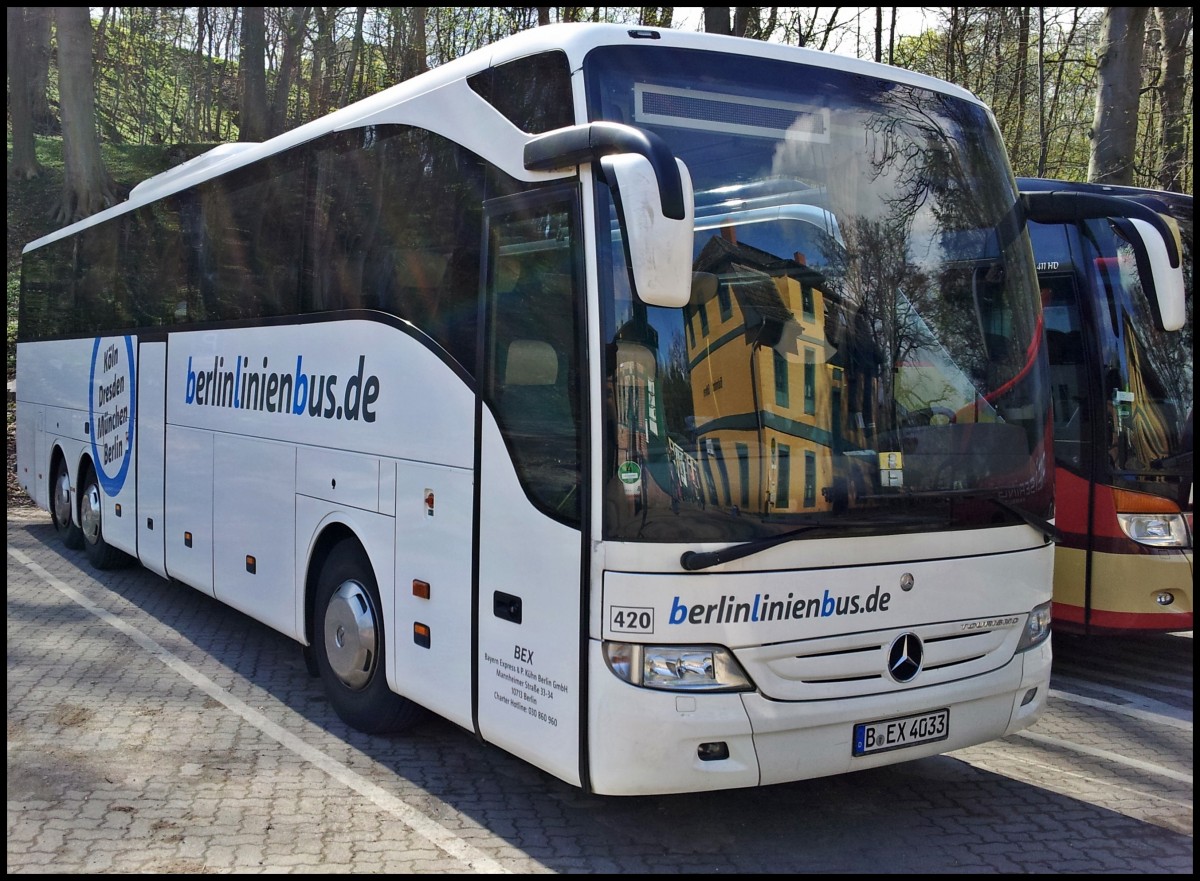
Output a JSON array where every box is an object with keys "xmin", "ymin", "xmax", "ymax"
[
  {"xmin": 1041, "ymin": 273, "xmax": 1097, "ymax": 624},
  {"xmin": 474, "ymin": 189, "xmax": 586, "ymax": 788},
  {"xmin": 136, "ymin": 341, "xmax": 167, "ymax": 578}
]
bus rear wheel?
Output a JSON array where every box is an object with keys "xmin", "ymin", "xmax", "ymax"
[
  {"xmin": 80, "ymin": 469, "xmax": 127, "ymax": 570},
  {"xmin": 51, "ymin": 458, "xmax": 84, "ymax": 550},
  {"xmin": 314, "ymin": 540, "xmax": 425, "ymax": 734}
]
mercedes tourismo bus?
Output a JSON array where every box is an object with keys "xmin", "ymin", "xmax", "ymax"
[
  {"xmin": 16, "ymin": 23, "xmax": 1120, "ymax": 795},
  {"xmin": 1020, "ymin": 178, "xmax": 1193, "ymax": 635}
]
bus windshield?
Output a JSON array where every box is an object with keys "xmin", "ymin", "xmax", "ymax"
[{"xmin": 587, "ymin": 45, "xmax": 1051, "ymax": 543}]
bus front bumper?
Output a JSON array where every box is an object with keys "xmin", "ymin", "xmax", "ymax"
[{"xmin": 586, "ymin": 637, "xmax": 1050, "ymax": 796}]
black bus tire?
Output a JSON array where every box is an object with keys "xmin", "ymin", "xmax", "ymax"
[
  {"xmin": 79, "ymin": 469, "xmax": 127, "ymax": 570},
  {"xmin": 314, "ymin": 540, "xmax": 426, "ymax": 734},
  {"xmin": 51, "ymin": 458, "xmax": 85, "ymax": 550}
]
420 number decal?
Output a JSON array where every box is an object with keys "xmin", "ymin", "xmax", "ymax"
[{"xmin": 609, "ymin": 606, "xmax": 655, "ymax": 634}]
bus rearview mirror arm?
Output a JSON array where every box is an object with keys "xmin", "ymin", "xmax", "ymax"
[
  {"xmin": 1020, "ymin": 190, "xmax": 1186, "ymax": 332},
  {"xmin": 525, "ymin": 122, "xmax": 695, "ymax": 309},
  {"xmin": 524, "ymin": 121, "xmax": 686, "ymax": 218},
  {"xmin": 1020, "ymin": 190, "xmax": 1181, "ymax": 267}
]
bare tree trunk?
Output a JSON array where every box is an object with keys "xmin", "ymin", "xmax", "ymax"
[
  {"xmin": 1087, "ymin": 7, "xmax": 1148, "ymax": 185},
  {"xmin": 338, "ymin": 7, "xmax": 367, "ymax": 107},
  {"xmin": 239, "ymin": 6, "xmax": 268, "ymax": 141},
  {"xmin": 1010, "ymin": 8, "xmax": 1031, "ymax": 167},
  {"xmin": 703, "ymin": 7, "xmax": 731, "ymax": 35},
  {"xmin": 944, "ymin": 7, "xmax": 960, "ymax": 83},
  {"xmin": 874, "ymin": 6, "xmax": 883, "ymax": 63},
  {"xmin": 309, "ymin": 7, "xmax": 332, "ymax": 119},
  {"xmin": 409, "ymin": 8, "xmax": 428, "ymax": 78},
  {"xmin": 54, "ymin": 6, "xmax": 117, "ymax": 223},
  {"xmin": 269, "ymin": 7, "xmax": 311, "ymax": 136},
  {"xmin": 1040, "ymin": 8, "xmax": 1087, "ymax": 179},
  {"xmin": 1035, "ymin": 8, "xmax": 1048, "ymax": 177},
  {"xmin": 888, "ymin": 7, "xmax": 896, "ymax": 64},
  {"xmin": 790, "ymin": 7, "xmax": 843, "ymax": 50},
  {"xmin": 640, "ymin": 8, "xmax": 675, "ymax": 28},
  {"xmin": 215, "ymin": 10, "xmax": 240, "ymax": 139},
  {"xmin": 1152, "ymin": 7, "xmax": 1191, "ymax": 192},
  {"xmin": 732, "ymin": 7, "xmax": 751, "ymax": 38},
  {"xmin": 8, "ymin": 7, "xmax": 44, "ymax": 180},
  {"xmin": 27, "ymin": 6, "xmax": 56, "ymax": 134}
]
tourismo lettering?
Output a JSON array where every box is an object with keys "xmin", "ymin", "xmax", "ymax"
[{"xmin": 184, "ymin": 354, "xmax": 380, "ymax": 422}]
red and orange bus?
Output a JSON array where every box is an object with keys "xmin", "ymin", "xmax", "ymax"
[{"xmin": 1021, "ymin": 178, "xmax": 1192, "ymax": 635}]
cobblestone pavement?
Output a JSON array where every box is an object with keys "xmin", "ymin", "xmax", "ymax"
[{"xmin": 8, "ymin": 508, "xmax": 1193, "ymax": 873}]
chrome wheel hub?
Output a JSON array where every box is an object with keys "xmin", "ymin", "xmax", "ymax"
[
  {"xmin": 81, "ymin": 483, "xmax": 103, "ymax": 544},
  {"xmin": 324, "ymin": 579, "xmax": 378, "ymax": 690},
  {"xmin": 54, "ymin": 470, "xmax": 72, "ymax": 527}
]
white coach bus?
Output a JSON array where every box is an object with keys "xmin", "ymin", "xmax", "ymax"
[{"xmin": 17, "ymin": 23, "xmax": 1069, "ymax": 795}]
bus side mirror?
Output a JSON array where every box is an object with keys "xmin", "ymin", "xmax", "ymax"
[
  {"xmin": 1119, "ymin": 216, "xmax": 1187, "ymax": 332},
  {"xmin": 601, "ymin": 153, "xmax": 694, "ymax": 308},
  {"xmin": 524, "ymin": 121, "xmax": 695, "ymax": 309}
]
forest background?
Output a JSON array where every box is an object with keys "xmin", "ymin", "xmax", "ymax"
[{"xmin": 5, "ymin": 6, "xmax": 1195, "ymax": 506}]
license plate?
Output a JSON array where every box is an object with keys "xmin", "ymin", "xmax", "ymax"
[{"xmin": 853, "ymin": 708, "xmax": 949, "ymax": 756}]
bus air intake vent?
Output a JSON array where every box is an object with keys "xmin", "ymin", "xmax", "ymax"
[{"xmin": 634, "ymin": 84, "xmax": 830, "ymax": 143}]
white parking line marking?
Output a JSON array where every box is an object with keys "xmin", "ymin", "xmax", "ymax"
[
  {"xmin": 1049, "ymin": 684, "xmax": 1192, "ymax": 728},
  {"xmin": 8, "ymin": 546, "xmax": 513, "ymax": 875},
  {"xmin": 1014, "ymin": 729, "xmax": 1193, "ymax": 785}
]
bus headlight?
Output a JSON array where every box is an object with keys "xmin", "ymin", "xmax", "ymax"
[
  {"xmin": 602, "ymin": 641, "xmax": 753, "ymax": 692},
  {"xmin": 1116, "ymin": 512, "xmax": 1190, "ymax": 548},
  {"xmin": 1015, "ymin": 600, "xmax": 1052, "ymax": 652}
]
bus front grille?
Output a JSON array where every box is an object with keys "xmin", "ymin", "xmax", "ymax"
[{"xmin": 734, "ymin": 617, "xmax": 1025, "ymax": 701}]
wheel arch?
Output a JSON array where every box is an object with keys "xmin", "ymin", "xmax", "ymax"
[
  {"xmin": 48, "ymin": 443, "xmax": 93, "ymax": 523},
  {"xmin": 304, "ymin": 513, "xmax": 424, "ymax": 733},
  {"xmin": 304, "ymin": 521, "xmax": 365, "ymax": 649},
  {"xmin": 47, "ymin": 444, "xmax": 74, "ymax": 515},
  {"xmin": 75, "ymin": 453, "xmax": 98, "ymax": 514}
]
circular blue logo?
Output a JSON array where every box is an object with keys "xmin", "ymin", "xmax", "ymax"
[{"xmin": 88, "ymin": 335, "xmax": 136, "ymax": 495}]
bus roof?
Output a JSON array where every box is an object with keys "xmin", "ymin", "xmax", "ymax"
[{"xmin": 25, "ymin": 22, "xmax": 986, "ymax": 254}]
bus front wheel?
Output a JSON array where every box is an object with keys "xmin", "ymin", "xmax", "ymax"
[
  {"xmin": 313, "ymin": 541, "xmax": 426, "ymax": 734},
  {"xmin": 51, "ymin": 458, "xmax": 84, "ymax": 550},
  {"xmin": 80, "ymin": 470, "xmax": 126, "ymax": 570}
]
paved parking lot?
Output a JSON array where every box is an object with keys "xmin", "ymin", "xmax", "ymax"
[{"xmin": 8, "ymin": 507, "xmax": 1193, "ymax": 874}]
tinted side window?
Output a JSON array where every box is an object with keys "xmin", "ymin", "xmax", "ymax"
[
  {"xmin": 74, "ymin": 223, "xmax": 124, "ymax": 333},
  {"xmin": 308, "ymin": 125, "xmax": 509, "ymax": 376},
  {"xmin": 483, "ymin": 192, "xmax": 583, "ymax": 527},
  {"xmin": 18, "ymin": 238, "xmax": 75, "ymax": 340},
  {"xmin": 197, "ymin": 152, "xmax": 305, "ymax": 321},
  {"xmin": 468, "ymin": 51, "xmax": 574, "ymax": 133},
  {"xmin": 121, "ymin": 200, "xmax": 195, "ymax": 327}
]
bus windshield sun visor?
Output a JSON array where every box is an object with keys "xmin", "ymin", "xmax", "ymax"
[{"xmin": 523, "ymin": 121, "xmax": 686, "ymax": 220}]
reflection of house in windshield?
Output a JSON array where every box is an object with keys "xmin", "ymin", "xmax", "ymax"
[{"xmin": 685, "ymin": 230, "xmax": 871, "ymax": 516}]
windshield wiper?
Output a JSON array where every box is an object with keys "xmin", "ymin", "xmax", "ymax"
[
  {"xmin": 680, "ymin": 524, "xmax": 823, "ymax": 571},
  {"xmin": 903, "ymin": 488, "xmax": 1063, "ymax": 544},
  {"xmin": 676, "ymin": 493, "xmax": 1056, "ymax": 571},
  {"xmin": 678, "ymin": 516, "xmax": 946, "ymax": 571},
  {"xmin": 986, "ymin": 496, "xmax": 1063, "ymax": 544}
]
